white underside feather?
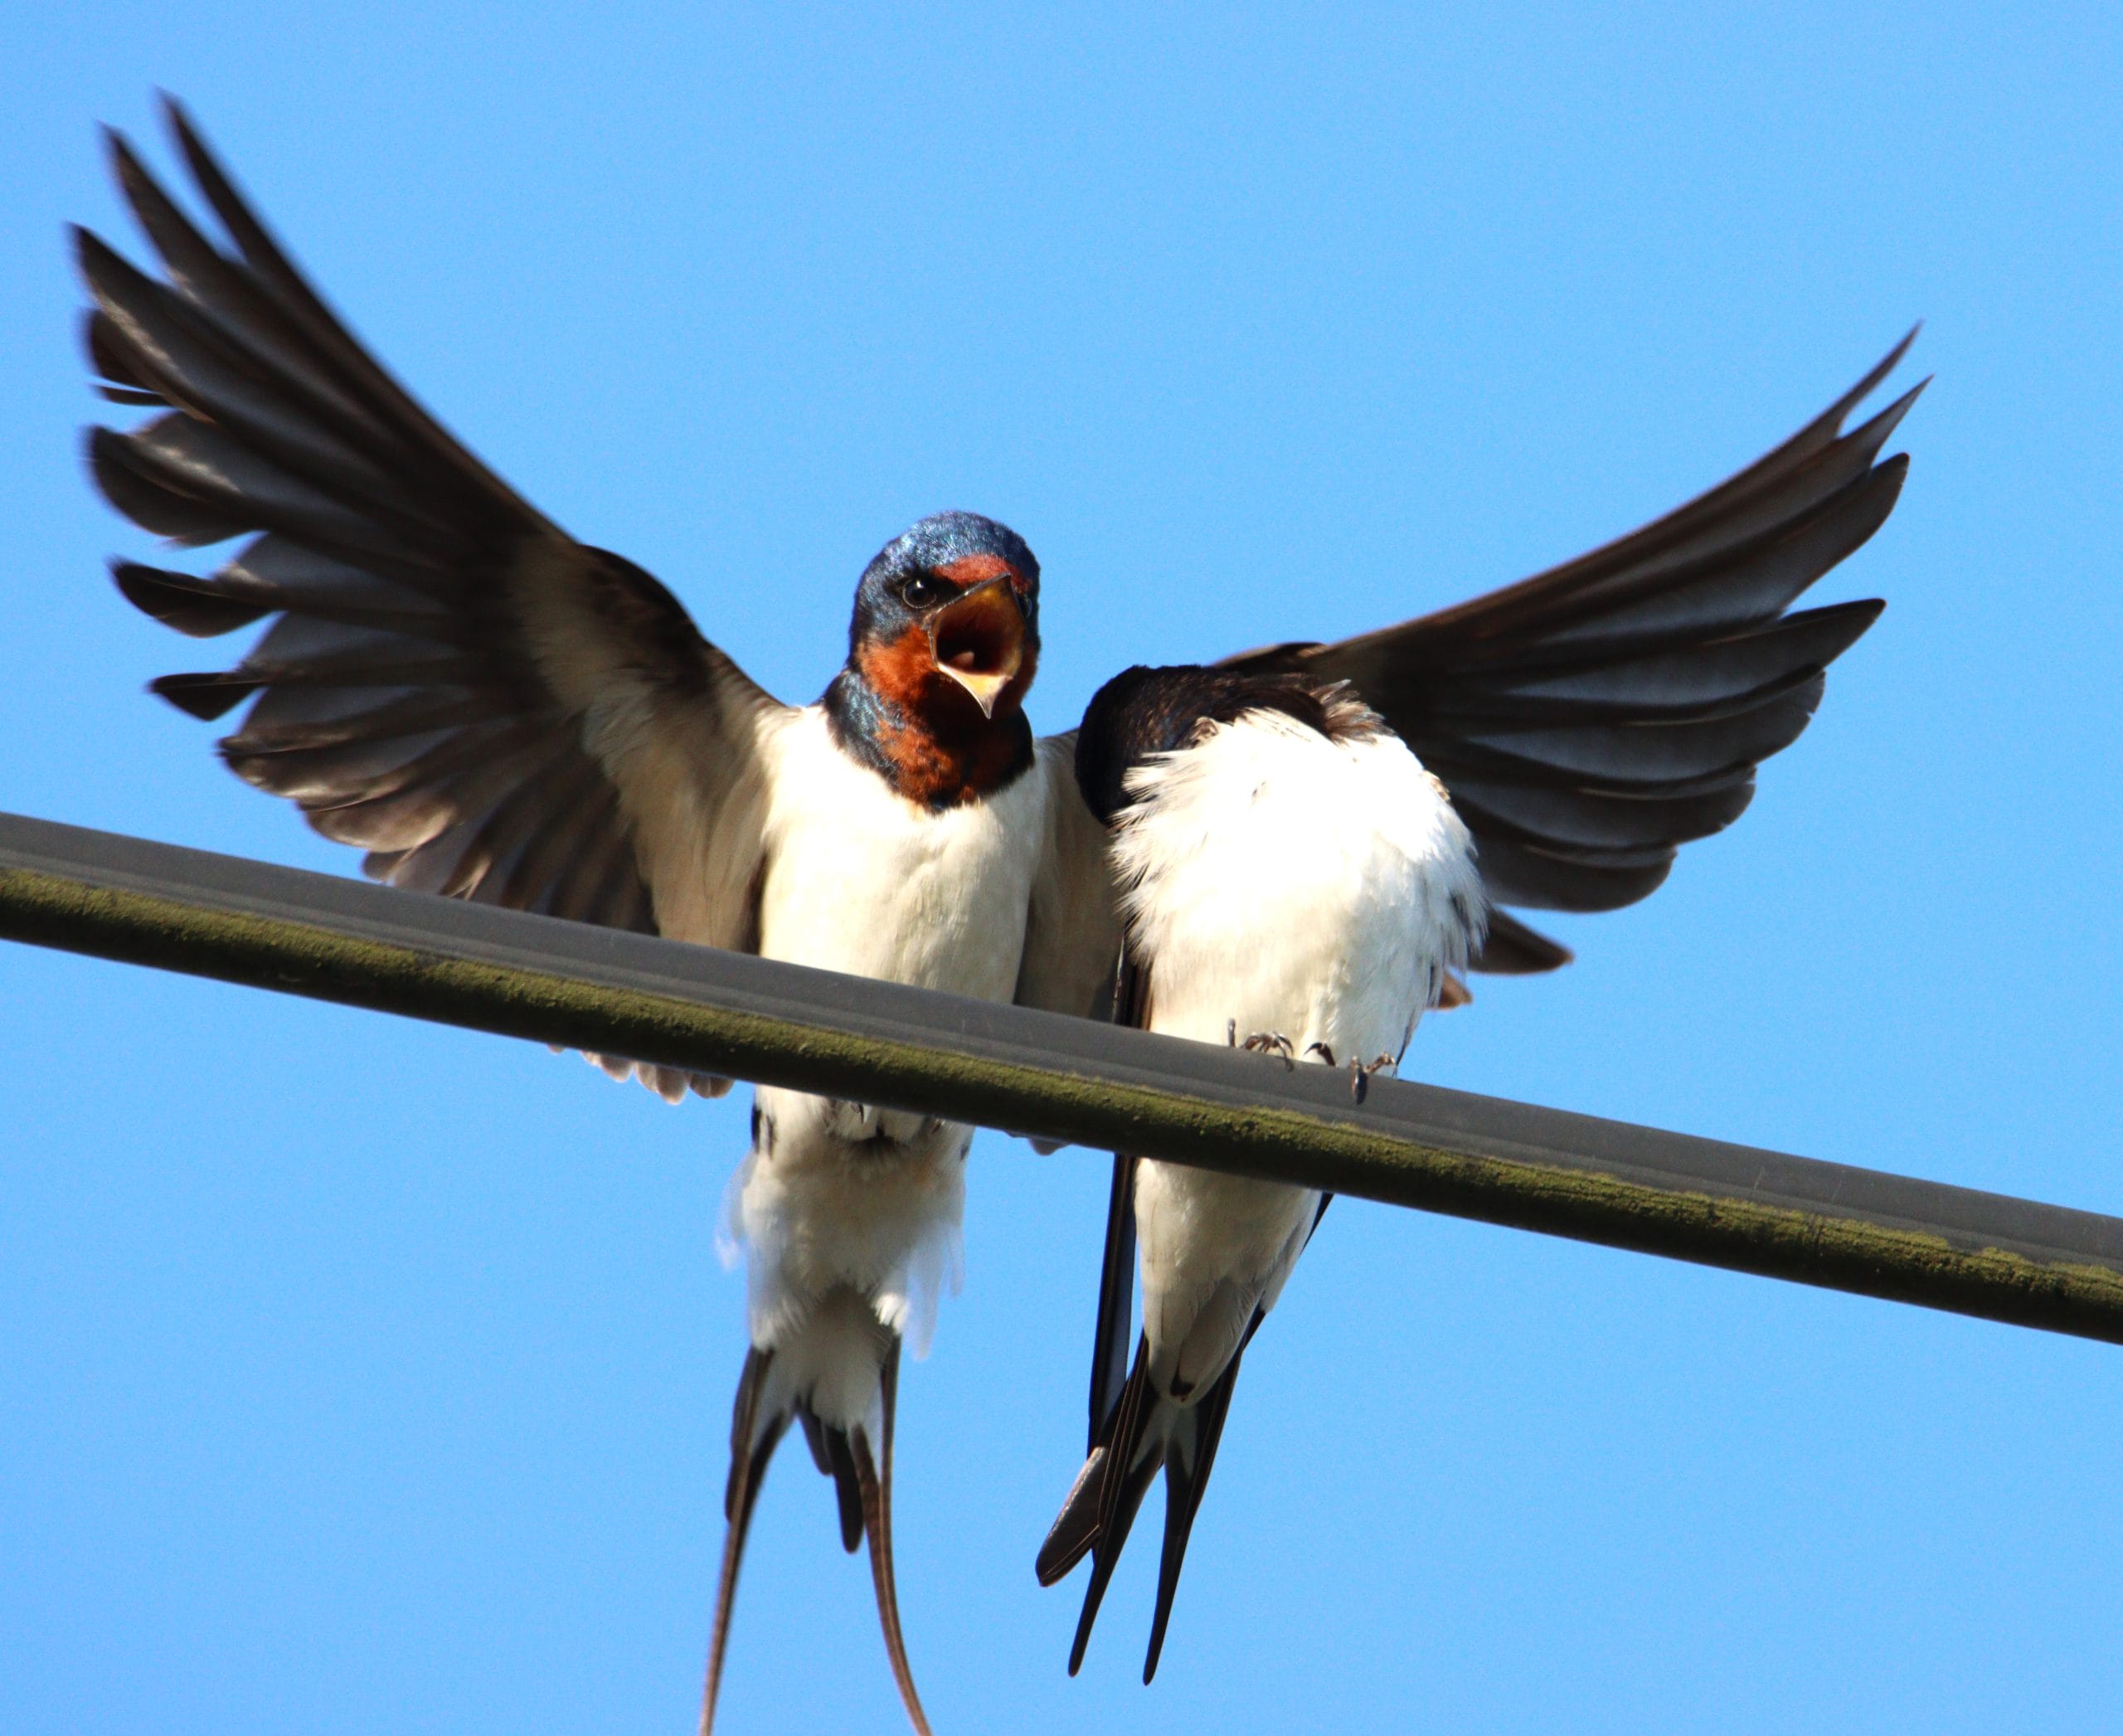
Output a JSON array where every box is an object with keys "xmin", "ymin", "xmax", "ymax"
[
  {"xmin": 719, "ymin": 707, "xmax": 1054, "ymax": 1430},
  {"xmin": 1112, "ymin": 708, "xmax": 1484, "ymax": 1401}
]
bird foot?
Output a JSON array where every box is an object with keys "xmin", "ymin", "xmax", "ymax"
[
  {"xmin": 1238, "ymin": 1030, "xmax": 1297, "ymax": 1068},
  {"xmin": 1350, "ymin": 1054, "xmax": 1398, "ymax": 1102}
]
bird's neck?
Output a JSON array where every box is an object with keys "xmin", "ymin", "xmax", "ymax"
[{"xmin": 823, "ymin": 665, "xmax": 1035, "ymax": 810}]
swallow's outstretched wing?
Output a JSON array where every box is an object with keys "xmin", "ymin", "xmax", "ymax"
[
  {"xmin": 1222, "ymin": 333, "xmax": 1922, "ymax": 975},
  {"xmin": 1038, "ymin": 342, "xmax": 1921, "ymax": 1681},
  {"xmin": 81, "ymin": 101, "xmax": 787, "ymax": 1097}
]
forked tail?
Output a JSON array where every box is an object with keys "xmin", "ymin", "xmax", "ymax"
[
  {"xmin": 698, "ymin": 1338, "xmax": 932, "ymax": 1735},
  {"xmin": 1034, "ymin": 1332, "xmax": 1249, "ymax": 1684}
]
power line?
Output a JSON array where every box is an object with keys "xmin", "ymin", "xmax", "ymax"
[{"xmin": 4, "ymin": 807, "xmax": 2120, "ymax": 1345}]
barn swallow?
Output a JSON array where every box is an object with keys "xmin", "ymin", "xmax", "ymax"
[
  {"xmin": 1036, "ymin": 336, "xmax": 1923, "ymax": 1679},
  {"xmin": 73, "ymin": 102, "xmax": 1120, "ymax": 1734},
  {"xmin": 75, "ymin": 90, "xmax": 1921, "ymax": 1720}
]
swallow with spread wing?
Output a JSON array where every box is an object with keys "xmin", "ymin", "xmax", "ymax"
[
  {"xmin": 75, "ymin": 101, "xmax": 1120, "ymax": 1736},
  {"xmin": 1035, "ymin": 336, "xmax": 1922, "ymax": 1681},
  {"xmin": 75, "ymin": 91, "xmax": 1921, "ymax": 1723}
]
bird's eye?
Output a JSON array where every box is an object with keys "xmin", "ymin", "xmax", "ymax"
[{"xmin": 901, "ymin": 572, "xmax": 949, "ymax": 607}]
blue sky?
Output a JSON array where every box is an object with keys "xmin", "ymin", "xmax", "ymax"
[{"xmin": 3, "ymin": 4, "xmax": 2121, "ymax": 1732}]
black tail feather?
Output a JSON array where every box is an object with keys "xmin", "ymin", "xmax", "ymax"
[
  {"xmin": 701, "ymin": 1349, "xmax": 788, "ymax": 1736},
  {"xmin": 850, "ymin": 1344, "xmax": 932, "ymax": 1736},
  {"xmin": 1143, "ymin": 1348, "xmax": 1246, "ymax": 1683},
  {"xmin": 1045, "ymin": 1283, "xmax": 1291, "ymax": 1680},
  {"xmin": 702, "ymin": 1332, "xmax": 930, "ymax": 1734},
  {"xmin": 1066, "ymin": 1414, "xmax": 1159, "ymax": 1674},
  {"xmin": 1042, "ymin": 1336, "xmax": 1162, "ymax": 1675},
  {"xmin": 1034, "ymin": 1444, "xmax": 1110, "ymax": 1588},
  {"xmin": 799, "ymin": 1408, "xmax": 865, "ymax": 1553}
]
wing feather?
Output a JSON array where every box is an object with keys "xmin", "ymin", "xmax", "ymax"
[
  {"xmin": 83, "ymin": 101, "xmax": 789, "ymax": 1092},
  {"xmin": 1223, "ymin": 335, "xmax": 1920, "ymax": 968},
  {"xmin": 1013, "ymin": 731, "xmax": 1125, "ymax": 1021}
]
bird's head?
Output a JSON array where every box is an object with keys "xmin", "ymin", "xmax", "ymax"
[
  {"xmin": 846, "ymin": 510, "xmax": 1041, "ymax": 724},
  {"xmin": 823, "ymin": 511, "xmax": 1042, "ymax": 807}
]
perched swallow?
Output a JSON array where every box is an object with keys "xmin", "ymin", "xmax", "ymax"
[
  {"xmin": 74, "ymin": 102, "xmax": 1119, "ymax": 1734},
  {"xmin": 1036, "ymin": 338, "xmax": 1923, "ymax": 1679}
]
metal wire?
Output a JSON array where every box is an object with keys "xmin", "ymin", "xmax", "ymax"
[{"xmin": 5, "ymin": 807, "xmax": 2121, "ymax": 1345}]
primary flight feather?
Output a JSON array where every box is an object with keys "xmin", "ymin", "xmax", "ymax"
[
  {"xmin": 73, "ymin": 95, "xmax": 1917, "ymax": 1719},
  {"xmin": 77, "ymin": 99, "xmax": 1120, "ymax": 1736},
  {"xmin": 1037, "ymin": 335, "xmax": 1919, "ymax": 1679}
]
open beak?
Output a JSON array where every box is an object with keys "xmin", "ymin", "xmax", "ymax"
[{"xmin": 927, "ymin": 577, "xmax": 1027, "ymax": 718}]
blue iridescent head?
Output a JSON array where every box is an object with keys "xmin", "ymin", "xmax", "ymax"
[{"xmin": 846, "ymin": 510, "xmax": 1041, "ymax": 721}]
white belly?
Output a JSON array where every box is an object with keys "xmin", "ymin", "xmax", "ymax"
[
  {"xmin": 725, "ymin": 708, "xmax": 1052, "ymax": 1387},
  {"xmin": 1114, "ymin": 708, "xmax": 1484, "ymax": 1397}
]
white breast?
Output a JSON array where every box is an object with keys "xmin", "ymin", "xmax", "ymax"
[
  {"xmin": 1114, "ymin": 708, "xmax": 1484, "ymax": 1397},
  {"xmin": 755, "ymin": 706, "xmax": 1049, "ymax": 1000},
  {"xmin": 1113, "ymin": 709, "xmax": 1482, "ymax": 1062}
]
